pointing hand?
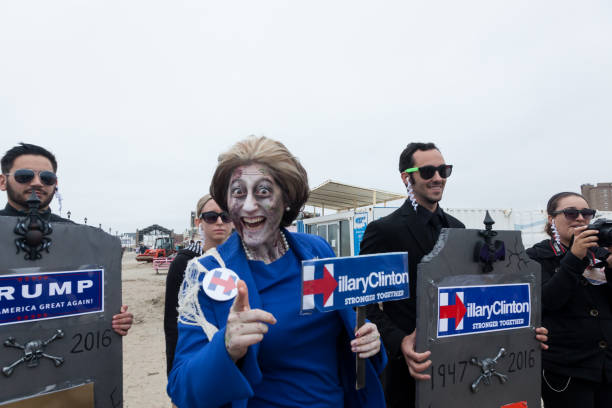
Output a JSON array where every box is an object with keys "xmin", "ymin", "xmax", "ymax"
[{"xmin": 224, "ymin": 280, "xmax": 276, "ymax": 362}]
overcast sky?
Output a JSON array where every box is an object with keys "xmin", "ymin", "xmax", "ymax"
[{"xmin": 1, "ymin": 1, "xmax": 611, "ymax": 234}]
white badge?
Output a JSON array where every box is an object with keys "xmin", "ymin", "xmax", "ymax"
[{"xmin": 202, "ymin": 268, "xmax": 239, "ymax": 301}]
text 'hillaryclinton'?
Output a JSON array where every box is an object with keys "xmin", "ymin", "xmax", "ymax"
[{"xmin": 300, "ymin": 252, "xmax": 408, "ymax": 313}]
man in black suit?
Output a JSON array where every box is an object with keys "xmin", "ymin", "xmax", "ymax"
[{"xmin": 361, "ymin": 142, "xmax": 464, "ymax": 408}]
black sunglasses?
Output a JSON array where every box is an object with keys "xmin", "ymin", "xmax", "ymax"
[
  {"xmin": 6, "ymin": 169, "xmax": 57, "ymax": 186},
  {"xmin": 404, "ymin": 164, "xmax": 453, "ymax": 180},
  {"xmin": 551, "ymin": 208, "xmax": 596, "ymax": 221},
  {"xmin": 200, "ymin": 211, "xmax": 231, "ymax": 224}
]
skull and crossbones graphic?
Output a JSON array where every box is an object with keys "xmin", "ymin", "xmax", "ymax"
[
  {"xmin": 470, "ymin": 347, "xmax": 509, "ymax": 393},
  {"xmin": 2, "ymin": 329, "xmax": 64, "ymax": 377}
]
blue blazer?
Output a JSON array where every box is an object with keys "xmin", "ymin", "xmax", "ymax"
[{"xmin": 167, "ymin": 230, "xmax": 387, "ymax": 408}]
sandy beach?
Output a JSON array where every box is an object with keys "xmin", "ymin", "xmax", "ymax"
[{"xmin": 122, "ymin": 252, "xmax": 171, "ymax": 408}]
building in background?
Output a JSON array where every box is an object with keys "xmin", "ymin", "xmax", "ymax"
[
  {"xmin": 120, "ymin": 232, "xmax": 136, "ymax": 249},
  {"xmin": 582, "ymin": 183, "xmax": 612, "ymax": 211},
  {"xmin": 188, "ymin": 210, "xmax": 198, "ymax": 240}
]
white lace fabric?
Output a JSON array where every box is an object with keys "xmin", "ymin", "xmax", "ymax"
[{"xmin": 177, "ymin": 248, "xmax": 227, "ymax": 341}]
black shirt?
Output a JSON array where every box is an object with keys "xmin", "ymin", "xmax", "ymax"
[
  {"xmin": 417, "ymin": 204, "xmax": 446, "ymax": 242},
  {"xmin": 0, "ymin": 203, "xmax": 73, "ymax": 223}
]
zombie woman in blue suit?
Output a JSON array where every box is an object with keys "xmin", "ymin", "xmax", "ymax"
[{"xmin": 167, "ymin": 136, "xmax": 386, "ymax": 408}]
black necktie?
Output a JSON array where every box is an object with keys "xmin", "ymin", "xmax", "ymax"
[{"xmin": 430, "ymin": 214, "xmax": 443, "ymax": 241}]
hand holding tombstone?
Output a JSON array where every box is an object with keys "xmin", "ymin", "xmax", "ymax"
[
  {"xmin": 401, "ymin": 329, "xmax": 431, "ymax": 380},
  {"xmin": 112, "ymin": 304, "xmax": 133, "ymax": 336}
]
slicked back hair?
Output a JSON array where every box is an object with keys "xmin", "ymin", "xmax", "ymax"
[
  {"xmin": 196, "ymin": 194, "xmax": 213, "ymax": 216},
  {"xmin": 398, "ymin": 142, "xmax": 439, "ymax": 173},
  {"xmin": 1, "ymin": 143, "xmax": 58, "ymax": 174},
  {"xmin": 210, "ymin": 136, "xmax": 309, "ymax": 227}
]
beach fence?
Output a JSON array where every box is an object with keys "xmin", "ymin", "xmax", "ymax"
[{"xmin": 153, "ymin": 257, "xmax": 173, "ymax": 274}]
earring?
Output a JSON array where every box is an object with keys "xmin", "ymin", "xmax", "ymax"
[
  {"xmin": 551, "ymin": 219, "xmax": 561, "ymax": 245},
  {"xmin": 285, "ymin": 206, "xmax": 291, "ymax": 212},
  {"xmin": 405, "ymin": 180, "xmax": 418, "ymax": 212},
  {"xmin": 54, "ymin": 186, "xmax": 63, "ymax": 214}
]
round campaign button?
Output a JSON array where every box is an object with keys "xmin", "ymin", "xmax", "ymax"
[{"xmin": 202, "ymin": 268, "xmax": 240, "ymax": 301}]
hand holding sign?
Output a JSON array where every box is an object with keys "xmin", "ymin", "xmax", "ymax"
[
  {"xmin": 301, "ymin": 252, "xmax": 409, "ymax": 390},
  {"xmin": 225, "ymin": 280, "xmax": 277, "ymax": 362},
  {"xmin": 351, "ymin": 322, "xmax": 381, "ymax": 359}
]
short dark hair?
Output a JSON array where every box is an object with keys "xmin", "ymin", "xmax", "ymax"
[
  {"xmin": 210, "ymin": 136, "xmax": 309, "ymax": 228},
  {"xmin": 1, "ymin": 143, "xmax": 58, "ymax": 174},
  {"xmin": 544, "ymin": 191, "xmax": 589, "ymax": 237},
  {"xmin": 398, "ymin": 142, "xmax": 439, "ymax": 173}
]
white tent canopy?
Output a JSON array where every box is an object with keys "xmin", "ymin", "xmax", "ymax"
[{"xmin": 306, "ymin": 180, "xmax": 406, "ymax": 213}]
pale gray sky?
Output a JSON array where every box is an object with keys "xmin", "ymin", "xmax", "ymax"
[{"xmin": 1, "ymin": 1, "xmax": 611, "ymax": 234}]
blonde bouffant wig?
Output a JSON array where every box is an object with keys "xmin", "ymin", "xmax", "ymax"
[{"xmin": 210, "ymin": 136, "xmax": 309, "ymax": 227}]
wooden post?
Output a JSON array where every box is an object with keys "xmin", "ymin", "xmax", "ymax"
[{"xmin": 356, "ymin": 306, "xmax": 366, "ymax": 389}]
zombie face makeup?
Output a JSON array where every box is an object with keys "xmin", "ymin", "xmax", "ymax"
[{"xmin": 227, "ymin": 163, "xmax": 285, "ymax": 261}]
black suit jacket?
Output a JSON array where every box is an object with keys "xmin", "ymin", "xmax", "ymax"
[{"xmin": 361, "ymin": 200, "xmax": 464, "ymax": 359}]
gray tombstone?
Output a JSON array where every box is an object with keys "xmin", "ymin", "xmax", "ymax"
[
  {"xmin": 0, "ymin": 216, "xmax": 123, "ymax": 407},
  {"xmin": 416, "ymin": 227, "xmax": 541, "ymax": 408}
]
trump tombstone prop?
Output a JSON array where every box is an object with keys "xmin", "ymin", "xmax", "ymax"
[{"xmin": 0, "ymin": 204, "xmax": 123, "ymax": 407}]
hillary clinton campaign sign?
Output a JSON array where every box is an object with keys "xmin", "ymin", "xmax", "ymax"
[
  {"xmin": 301, "ymin": 252, "xmax": 408, "ymax": 313},
  {"xmin": 437, "ymin": 283, "xmax": 531, "ymax": 338}
]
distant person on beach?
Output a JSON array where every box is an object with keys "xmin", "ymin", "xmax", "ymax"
[
  {"xmin": 164, "ymin": 193, "xmax": 233, "ymax": 375},
  {"xmin": 0, "ymin": 142, "xmax": 134, "ymax": 336}
]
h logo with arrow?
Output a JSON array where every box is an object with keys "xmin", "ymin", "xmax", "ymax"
[
  {"xmin": 300, "ymin": 252, "xmax": 409, "ymax": 314},
  {"xmin": 439, "ymin": 291, "xmax": 466, "ymax": 332},
  {"xmin": 302, "ymin": 264, "xmax": 338, "ymax": 310}
]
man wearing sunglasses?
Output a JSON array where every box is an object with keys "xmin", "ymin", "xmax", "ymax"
[
  {"xmin": 0, "ymin": 143, "xmax": 67, "ymax": 221},
  {"xmin": 360, "ymin": 142, "xmax": 465, "ymax": 408},
  {"xmin": 0, "ymin": 143, "xmax": 133, "ymax": 337}
]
